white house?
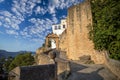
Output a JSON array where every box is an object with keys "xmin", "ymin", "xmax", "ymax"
[{"xmin": 52, "ymin": 19, "xmax": 67, "ymax": 36}]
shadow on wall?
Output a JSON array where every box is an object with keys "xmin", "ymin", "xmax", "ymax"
[{"xmin": 58, "ymin": 61, "xmax": 104, "ymax": 80}]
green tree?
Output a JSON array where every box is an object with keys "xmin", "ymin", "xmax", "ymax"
[
  {"xmin": 90, "ymin": 0, "xmax": 120, "ymax": 60},
  {"xmin": 9, "ymin": 52, "xmax": 34, "ymax": 71},
  {"xmin": 3, "ymin": 56, "xmax": 14, "ymax": 72},
  {"xmin": 0, "ymin": 57, "xmax": 5, "ymax": 62}
]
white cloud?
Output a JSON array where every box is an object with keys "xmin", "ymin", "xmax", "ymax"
[
  {"xmin": 52, "ymin": 16, "xmax": 58, "ymax": 24},
  {"xmin": 34, "ymin": 6, "xmax": 47, "ymax": 15},
  {"xmin": 0, "ymin": 0, "xmax": 83, "ymax": 43},
  {"xmin": 48, "ymin": 0, "xmax": 82, "ymax": 15},
  {"xmin": 0, "ymin": 11, "xmax": 12, "ymax": 17},
  {"xmin": 35, "ymin": 6, "xmax": 41, "ymax": 14},
  {"xmin": 48, "ymin": 0, "xmax": 59, "ymax": 14},
  {"xmin": 0, "ymin": 11, "xmax": 20, "ymax": 30},
  {"xmin": 60, "ymin": 15, "xmax": 67, "ymax": 19},
  {"xmin": 0, "ymin": 0, "xmax": 4, "ymax": 3},
  {"xmin": 6, "ymin": 30, "xmax": 18, "ymax": 35},
  {"xmin": 12, "ymin": 0, "xmax": 42, "ymax": 17},
  {"xmin": 48, "ymin": 5, "xmax": 56, "ymax": 14},
  {"xmin": 28, "ymin": 18, "xmax": 52, "ymax": 32},
  {"xmin": 0, "ymin": 21, "xmax": 2, "ymax": 26},
  {"xmin": 20, "ymin": 18, "xmax": 54, "ymax": 41}
]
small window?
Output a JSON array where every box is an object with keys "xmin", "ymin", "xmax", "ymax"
[
  {"xmin": 63, "ymin": 25, "xmax": 65, "ymax": 28},
  {"xmin": 58, "ymin": 26, "xmax": 61, "ymax": 29},
  {"xmin": 54, "ymin": 26, "xmax": 57, "ymax": 30}
]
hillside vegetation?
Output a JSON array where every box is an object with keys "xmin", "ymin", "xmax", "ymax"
[{"xmin": 0, "ymin": 52, "xmax": 35, "ymax": 71}]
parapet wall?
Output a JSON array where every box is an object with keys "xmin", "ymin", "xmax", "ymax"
[
  {"xmin": 85, "ymin": 50, "xmax": 120, "ymax": 79},
  {"xmin": 35, "ymin": 53, "xmax": 54, "ymax": 65},
  {"xmin": 9, "ymin": 64, "xmax": 56, "ymax": 80},
  {"xmin": 104, "ymin": 52, "xmax": 120, "ymax": 79}
]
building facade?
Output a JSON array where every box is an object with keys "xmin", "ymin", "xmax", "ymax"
[{"xmin": 52, "ymin": 19, "xmax": 67, "ymax": 36}]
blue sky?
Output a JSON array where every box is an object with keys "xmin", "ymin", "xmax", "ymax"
[{"xmin": 0, "ymin": 0, "xmax": 83, "ymax": 52}]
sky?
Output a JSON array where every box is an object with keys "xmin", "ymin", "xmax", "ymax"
[{"xmin": 0, "ymin": 0, "xmax": 83, "ymax": 52}]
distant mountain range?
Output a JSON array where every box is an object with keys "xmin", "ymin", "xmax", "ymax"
[{"xmin": 0, "ymin": 50, "xmax": 35, "ymax": 58}]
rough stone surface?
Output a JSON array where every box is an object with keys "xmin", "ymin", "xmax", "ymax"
[
  {"xmin": 59, "ymin": 51, "xmax": 67, "ymax": 59},
  {"xmin": 9, "ymin": 67, "xmax": 20, "ymax": 80},
  {"xmin": 55, "ymin": 58, "xmax": 70, "ymax": 75},
  {"xmin": 65, "ymin": 0, "xmax": 94, "ymax": 60},
  {"xmin": 9, "ymin": 64, "xmax": 56, "ymax": 80},
  {"xmin": 79, "ymin": 55, "xmax": 91, "ymax": 61},
  {"xmin": 36, "ymin": 47, "xmax": 45, "ymax": 55},
  {"xmin": 59, "ymin": 0, "xmax": 105, "ymax": 64},
  {"xmin": 64, "ymin": 61, "xmax": 118, "ymax": 80},
  {"xmin": 104, "ymin": 52, "xmax": 120, "ymax": 79},
  {"xmin": 36, "ymin": 53, "xmax": 54, "ymax": 65}
]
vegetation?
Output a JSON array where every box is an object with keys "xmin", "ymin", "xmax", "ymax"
[
  {"xmin": 90, "ymin": 0, "xmax": 120, "ymax": 60},
  {"xmin": 3, "ymin": 57, "xmax": 14, "ymax": 71},
  {"xmin": 0, "ymin": 52, "xmax": 35, "ymax": 72},
  {"xmin": 0, "ymin": 56, "xmax": 14, "ymax": 72},
  {"xmin": 9, "ymin": 52, "xmax": 34, "ymax": 71}
]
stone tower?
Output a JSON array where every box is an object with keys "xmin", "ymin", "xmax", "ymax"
[{"xmin": 60, "ymin": 0, "xmax": 95, "ymax": 60}]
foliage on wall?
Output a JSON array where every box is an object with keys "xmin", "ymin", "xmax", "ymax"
[{"xmin": 90, "ymin": 0, "xmax": 120, "ymax": 60}]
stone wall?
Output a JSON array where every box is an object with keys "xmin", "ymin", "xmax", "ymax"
[
  {"xmin": 9, "ymin": 64, "xmax": 56, "ymax": 80},
  {"xmin": 9, "ymin": 67, "xmax": 20, "ymax": 80},
  {"xmin": 104, "ymin": 52, "xmax": 120, "ymax": 79},
  {"xmin": 66, "ymin": 0, "xmax": 94, "ymax": 60},
  {"xmin": 59, "ymin": 30, "xmax": 67, "ymax": 51},
  {"xmin": 59, "ymin": 0, "xmax": 107, "ymax": 64},
  {"xmin": 56, "ymin": 58, "xmax": 71, "ymax": 80},
  {"xmin": 36, "ymin": 53, "xmax": 54, "ymax": 65},
  {"xmin": 55, "ymin": 58, "xmax": 70, "ymax": 75},
  {"xmin": 59, "ymin": 0, "xmax": 99, "ymax": 62}
]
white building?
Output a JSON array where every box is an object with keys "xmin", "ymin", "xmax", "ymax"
[{"xmin": 52, "ymin": 19, "xmax": 67, "ymax": 36}]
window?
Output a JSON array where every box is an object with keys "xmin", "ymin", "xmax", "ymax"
[
  {"xmin": 58, "ymin": 26, "xmax": 61, "ymax": 29},
  {"xmin": 54, "ymin": 26, "xmax": 57, "ymax": 30},
  {"xmin": 63, "ymin": 25, "xmax": 65, "ymax": 28}
]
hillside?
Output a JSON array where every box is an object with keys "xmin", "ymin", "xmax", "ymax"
[{"xmin": 0, "ymin": 50, "xmax": 35, "ymax": 58}]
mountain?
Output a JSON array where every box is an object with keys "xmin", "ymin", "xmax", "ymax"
[{"xmin": 0, "ymin": 50, "xmax": 35, "ymax": 58}]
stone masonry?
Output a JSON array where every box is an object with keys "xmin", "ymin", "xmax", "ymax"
[
  {"xmin": 59, "ymin": 0, "xmax": 105, "ymax": 64},
  {"xmin": 9, "ymin": 64, "xmax": 56, "ymax": 80}
]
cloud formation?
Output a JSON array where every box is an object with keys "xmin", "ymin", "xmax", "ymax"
[
  {"xmin": 0, "ymin": 0, "xmax": 82, "ymax": 43},
  {"xmin": 0, "ymin": 11, "xmax": 21, "ymax": 30},
  {"xmin": 48, "ymin": 0, "xmax": 82, "ymax": 14},
  {"xmin": 6, "ymin": 29, "xmax": 18, "ymax": 35},
  {"xmin": 19, "ymin": 18, "xmax": 53, "ymax": 42},
  {"xmin": 12, "ymin": 0, "xmax": 41, "ymax": 17},
  {"xmin": 0, "ymin": 0, "xmax": 4, "ymax": 3}
]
